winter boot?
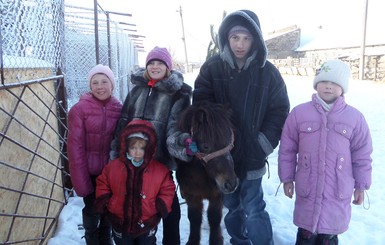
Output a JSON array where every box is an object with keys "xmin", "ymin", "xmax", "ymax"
[
  {"xmin": 82, "ymin": 209, "xmax": 100, "ymax": 245},
  {"xmin": 295, "ymin": 228, "xmax": 317, "ymax": 245},
  {"xmin": 98, "ymin": 215, "xmax": 114, "ymax": 245},
  {"xmin": 316, "ymin": 234, "xmax": 338, "ymax": 245}
]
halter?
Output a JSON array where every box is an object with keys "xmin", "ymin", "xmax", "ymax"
[{"xmin": 194, "ymin": 131, "xmax": 234, "ymax": 164}]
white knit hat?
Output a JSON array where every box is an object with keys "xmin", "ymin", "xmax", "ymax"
[
  {"xmin": 127, "ymin": 132, "xmax": 149, "ymax": 141},
  {"xmin": 313, "ymin": 59, "xmax": 351, "ymax": 93}
]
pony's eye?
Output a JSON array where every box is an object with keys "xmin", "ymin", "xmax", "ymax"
[{"xmin": 201, "ymin": 144, "xmax": 210, "ymax": 152}]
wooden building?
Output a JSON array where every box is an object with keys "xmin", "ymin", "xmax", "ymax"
[{"xmin": 265, "ymin": 25, "xmax": 385, "ymax": 81}]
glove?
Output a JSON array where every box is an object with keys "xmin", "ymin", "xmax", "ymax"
[{"xmin": 185, "ymin": 138, "xmax": 198, "ymax": 156}]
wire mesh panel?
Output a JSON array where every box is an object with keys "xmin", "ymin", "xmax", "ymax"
[
  {"xmin": 0, "ymin": 1, "xmax": 138, "ymax": 244},
  {"xmin": 111, "ymin": 24, "xmax": 137, "ymax": 100},
  {"xmin": 0, "ymin": 74, "xmax": 68, "ymax": 244}
]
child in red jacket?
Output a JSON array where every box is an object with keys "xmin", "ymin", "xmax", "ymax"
[{"xmin": 95, "ymin": 119, "xmax": 175, "ymax": 245}]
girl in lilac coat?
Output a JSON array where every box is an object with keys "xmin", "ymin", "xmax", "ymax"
[{"xmin": 278, "ymin": 60, "xmax": 372, "ymax": 245}]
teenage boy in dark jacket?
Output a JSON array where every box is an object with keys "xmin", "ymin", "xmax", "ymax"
[{"xmin": 193, "ymin": 10, "xmax": 290, "ymax": 245}]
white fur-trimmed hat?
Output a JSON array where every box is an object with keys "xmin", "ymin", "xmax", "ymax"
[{"xmin": 313, "ymin": 59, "xmax": 351, "ymax": 93}]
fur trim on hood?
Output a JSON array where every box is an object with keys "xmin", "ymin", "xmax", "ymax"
[
  {"xmin": 118, "ymin": 120, "xmax": 157, "ymax": 167},
  {"xmin": 131, "ymin": 68, "xmax": 185, "ymax": 95}
]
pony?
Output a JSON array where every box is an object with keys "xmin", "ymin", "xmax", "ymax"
[{"xmin": 175, "ymin": 102, "xmax": 239, "ymax": 245}]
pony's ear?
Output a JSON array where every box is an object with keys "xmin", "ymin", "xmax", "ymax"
[
  {"xmin": 194, "ymin": 109, "xmax": 206, "ymax": 127},
  {"xmin": 222, "ymin": 102, "xmax": 231, "ymax": 112},
  {"xmin": 222, "ymin": 103, "xmax": 233, "ymax": 119}
]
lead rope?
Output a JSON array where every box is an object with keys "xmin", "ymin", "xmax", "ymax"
[
  {"xmin": 265, "ymin": 158, "xmax": 270, "ymax": 179},
  {"xmin": 274, "ymin": 182, "xmax": 282, "ymax": 197}
]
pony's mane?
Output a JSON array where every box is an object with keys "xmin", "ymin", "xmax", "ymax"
[{"xmin": 178, "ymin": 102, "xmax": 233, "ymax": 146}]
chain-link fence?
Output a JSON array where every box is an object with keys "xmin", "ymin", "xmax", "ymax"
[
  {"xmin": 1, "ymin": 0, "xmax": 63, "ymax": 82},
  {"xmin": 1, "ymin": 1, "xmax": 137, "ymax": 104},
  {"xmin": 64, "ymin": 3, "xmax": 137, "ymax": 108},
  {"xmin": 0, "ymin": 0, "xmax": 138, "ymax": 243}
]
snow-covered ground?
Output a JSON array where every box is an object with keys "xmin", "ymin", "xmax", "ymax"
[{"xmin": 48, "ymin": 73, "xmax": 385, "ymax": 244}]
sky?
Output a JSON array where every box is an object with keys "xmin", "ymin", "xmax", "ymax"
[
  {"xmin": 48, "ymin": 72, "xmax": 385, "ymax": 244},
  {"xmin": 65, "ymin": 0, "xmax": 385, "ymax": 65}
]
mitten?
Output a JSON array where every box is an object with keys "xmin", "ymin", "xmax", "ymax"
[
  {"xmin": 167, "ymin": 132, "xmax": 194, "ymax": 162},
  {"xmin": 185, "ymin": 138, "xmax": 198, "ymax": 156}
]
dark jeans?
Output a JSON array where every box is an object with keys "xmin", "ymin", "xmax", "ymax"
[
  {"xmin": 112, "ymin": 227, "xmax": 157, "ymax": 245},
  {"xmin": 223, "ymin": 177, "xmax": 273, "ymax": 245},
  {"xmin": 162, "ymin": 191, "xmax": 181, "ymax": 245},
  {"xmin": 296, "ymin": 228, "xmax": 338, "ymax": 245}
]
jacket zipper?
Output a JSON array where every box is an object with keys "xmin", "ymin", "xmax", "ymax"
[
  {"xmin": 130, "ymin": 169, "xmax": 137, "ymax": 231},
  {"xmin": 140, "ymin": 87, "xmax": 152, "ymax": 120},
  {"xmin": 100, "ymin": 106, "xmax": 106, "ymax": 167}
]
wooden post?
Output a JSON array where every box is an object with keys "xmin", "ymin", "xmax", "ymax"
[{"xmin": 359, "ymin": 0, "xmax": 368, "ymax": 80}]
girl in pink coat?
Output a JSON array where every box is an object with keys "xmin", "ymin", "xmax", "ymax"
[
  {"xmin": 278, "ymin": 60, "xmax": 372, "ymax": 244},
  {"xmin": 68, "ymin": 64, "xmax": 122, "ymax": 244}
]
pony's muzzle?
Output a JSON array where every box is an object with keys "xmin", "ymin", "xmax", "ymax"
[{"xmin": 220, "ymin": 176, "xmax": 239, "ymax": 194}]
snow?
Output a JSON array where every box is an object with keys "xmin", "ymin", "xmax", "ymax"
[
  {"xmin": 2, "ymin": 55, "xmax": 54, "ymax": 69},
  {"xmin": 48, "ymin": 72, "xmax": 385, "ymax": 245}
]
